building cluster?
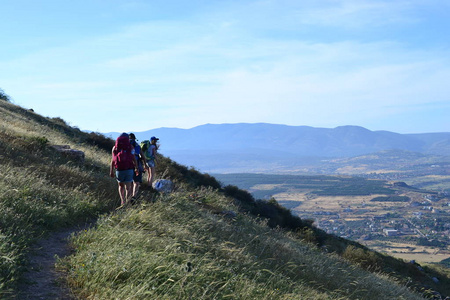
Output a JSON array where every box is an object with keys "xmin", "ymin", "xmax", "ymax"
[{"xmin": 297, "ymin": 195, "xmax": 450, "ymax": 246}]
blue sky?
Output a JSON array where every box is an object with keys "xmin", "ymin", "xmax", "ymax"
[{"xmin": 1, "ymin": 0, "xmax": 449, "ymax": 134}]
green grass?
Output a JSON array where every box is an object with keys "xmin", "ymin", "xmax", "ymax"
[
  {"xmin": 213, "ymin": 173, "xmax": 397, "ymax": 198},
  {"xmin": 61, "ymin": 188, "xmax": 422, "ymax": 300},
  {"xmin": 370, "ymin": 196, "xmax": 411, "ymax": 202},
  {"xmin": 0, "ymin": 163, "xmax": 111, "ymax": 288},
  {"xmin": 0, "ymin": 101, "xmax": 119, "ymax": 296},
  {"xmin": 1, "ymin": 99, "xmax": 449, "ymax": 299}
]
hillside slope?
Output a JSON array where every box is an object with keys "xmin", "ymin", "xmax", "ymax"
[{"xmin": 1, "ymin": 99, "xmax": 449, "ymax": 299}]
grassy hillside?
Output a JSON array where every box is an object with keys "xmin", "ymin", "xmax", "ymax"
[{"xmin": 0, "ymin": 99, "xmax": 449, "ymax": 299}]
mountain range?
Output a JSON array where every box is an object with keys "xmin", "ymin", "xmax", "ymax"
[
  {"xmin": 107, "ymin": 123, "xmax": 450, "ymax": 174},
  {"xmin": 4, "ymin": 95, "xmax": 447, "ymax": 299}
]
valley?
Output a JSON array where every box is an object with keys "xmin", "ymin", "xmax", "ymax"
[
  {"xmin": 2, "ymin": 98, "xmax": 449, "ymax": 298},
  {"xmin": 214, "ymin": 173, "xmax": 450, "ymax": 266}
]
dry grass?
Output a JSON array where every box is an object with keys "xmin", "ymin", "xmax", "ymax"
[
  {"xmin": 0, "ymin": 101, "xmax": 119, "ymax": 296},
  {"xmin": 1, "ymin": 100, "xmax": 446, "ymax": 299},
  {"xmin": 61, "ymin": 188, "xmax": 424, "ymax": 300}
]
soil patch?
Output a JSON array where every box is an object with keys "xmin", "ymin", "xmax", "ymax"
[{"xmin": 16, "ymin": 222, "xmax": 93, "ymax": 300}]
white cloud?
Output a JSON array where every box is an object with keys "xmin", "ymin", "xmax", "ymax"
[{"xmin": 1, "ymin": 0, "xmax": 449, "ymax": 133}]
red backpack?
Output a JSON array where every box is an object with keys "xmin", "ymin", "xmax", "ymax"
[{"xmin": 112, "ymin": 134, "xmax": 134, "ymax": 171}]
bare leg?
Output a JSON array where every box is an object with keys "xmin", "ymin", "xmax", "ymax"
[
  {"xmin": 125, "ymin": 182, "xmax": 133, "ymax": 204},
  {"xmin": 148, "ymin": 167, "xmax": 155, "ymax": 186},
  {"xmin": 118, "ymin": 182, "xmax": 126, "ymax": 205},
  {"xmin": 132, "ymin": 182, "xmax": 140, "ymax": 198},
  {"xmin": 118, "ymin": 182, "xmax": 134, "ymax": 206},
  {"xmin": 147, "ymin": 168, "xmax": 153, "ymax": 187}
]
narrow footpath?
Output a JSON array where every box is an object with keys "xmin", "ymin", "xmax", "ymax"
[
  {"xmin": 16, "ymin": 186, "xmax": 155, "ymax": 299},
  {"xmin": 16, "ymin": 223, "xmax": 93, "ymax": 300}
]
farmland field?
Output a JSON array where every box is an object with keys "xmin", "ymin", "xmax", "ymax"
[
  {"xmin": 214, "ymin": 173, "xmax": 450, "ymax": 265},
  {"xmin": 366, "ymin": 241, "xmax": 450, "ymax": 263}
]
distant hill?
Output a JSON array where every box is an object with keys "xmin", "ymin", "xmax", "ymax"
[
  {"xmin": 106, "ymin": 123, "xmax": 450, "ymax": 174},
  {"xmin": 2, "ymin": 99, "xmax": 450, "ymax": 299}
]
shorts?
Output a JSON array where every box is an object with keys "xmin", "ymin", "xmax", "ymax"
[
  {"xmin": 133, "ymin": 170, "xmax": 143, "ymax": 183},
  {"xmin": 116, "ymin": 169, "xmax": 134, "ymax": 183},
  {"xmin": 146, "ymin": 160, "xmax": 155, "ymax": 168}
]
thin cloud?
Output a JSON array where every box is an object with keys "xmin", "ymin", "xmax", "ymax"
[
  {"xmin": 294, "ymin": 0, "xmax": 419, "ymax": 28},
  {"xmin": 1, "ymin": 0, "xmax": 449, "ymax": 133}
]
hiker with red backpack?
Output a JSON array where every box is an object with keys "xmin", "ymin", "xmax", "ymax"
[{"xmin": 110, "ymin": 133, "xmax": 139, "ymax": 207}]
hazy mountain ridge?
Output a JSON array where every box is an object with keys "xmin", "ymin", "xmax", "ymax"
[
  {"xmin": 107, "ymin": 123, "xmax": 450, "ymax": 173},
  {"xmin": 2, "ymin": 99, "xmax": 449, "ymax": 298}
]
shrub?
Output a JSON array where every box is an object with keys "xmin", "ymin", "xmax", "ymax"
[
  {"xmin": 0, "ymin": 88, "xmax": 11, "ymax": 102},
  {"xmin": 186, "ymin": 167, "xmax": 221, "ymax": 189},
  {"xmin": 296, "ymin": 227, "xmax": 319, "ymax": 245},
  {"xmin": 24, "ymin": 136, "xmax": 49, "ymax": 151},
  {"xmin": 85, "ymin": 132, "xmax": 115, "ymax": 152},
  {"xmin": 342, "ymin": 245, "xmax": 382, "ymax": 271},
  {"xmin": 222, "ymin": 184, "xmax": 255, "ymax": 205},
  {"xmin": 49, "ymin": 117, "xmax": 68, "ymax": 126},
  {"xmin": 157, "ymin": 156, "xmax": 221, "ymax": 189}
]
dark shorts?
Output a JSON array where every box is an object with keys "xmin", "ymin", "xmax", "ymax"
[
  {"xmin": 116, "ymin": 169, "xmax": 134, "ymax": 183},
  {"xmin": 146, "ymin": 160, "xmax": 155, "ymax": 168},
  {"xmin": 133, "ymin": 170, "xmax": 143, "ymax": 183}
]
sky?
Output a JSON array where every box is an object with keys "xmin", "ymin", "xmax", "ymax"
[{"xmin": 1, "ymin": 0, "xmax": 449, "ymax": 134}]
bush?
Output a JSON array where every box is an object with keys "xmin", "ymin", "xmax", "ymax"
[
  {"xmin": 49, "ymin": 117, "xmax": 68, "ymax": 126},
  {"xmin": 157, "ymin": 156, "xmax": 221, "ymax": 189},
  {"xmin": 85, "ymin": 132, "xmax": 115, "ymax": 152},
  {"xmin": 0, "ymin": 88, "xmax": 11, "ymax": 102},
  {"xmin": 23, "ymin": 136, "xmax": 49, "ymax": 151},
  {"xmin": 342, "ymin": 245, "xmax": 382, "ymax": 271},
  {"xmin": 222, "ymin": 184, "xmax": 255, "ymax": 205},
  {"xmin": 186, "ymin": 167, "xmax": 221, "ymax": 189}
]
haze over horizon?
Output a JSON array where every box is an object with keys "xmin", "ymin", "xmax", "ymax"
[
  {"xmin": 109, "ymin": 122, "xmax": 450, "ymax": 135},
  {"xmin": 1, "ymin": 1, "xmax": 449, "ymax": 134}
]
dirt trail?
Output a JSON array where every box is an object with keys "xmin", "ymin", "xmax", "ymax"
[
  {"xmin": 15, "ymin": 187, "xmax": 154, "ymax": 299},
  {"xmin": 16, "ymin": 222, "xmax": 93, "ymax": 300}
]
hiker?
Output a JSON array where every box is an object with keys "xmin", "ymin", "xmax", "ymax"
[
  {"xmin": 142, "ymin": 136, "xmax": 159, "ymax": 186},
  {"xmin": 110, "ymin": 133, "xmax": 139, "ymax": 207},
  {"xmin": 129, "ymin": 133, "xmax": 147, "ymax": 199}
]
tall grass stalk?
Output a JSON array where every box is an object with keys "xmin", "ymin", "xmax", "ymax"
[
  {"xmin": 0, "ymin": 100, "xmax": 121, "ymax": 295},
  {"xmin": 62, "ymin": 188, "xmax": 423, "ymax": 299},
  {"xmin": 1, "ymin": 100, "xmax": 442, "ymax": 299}
]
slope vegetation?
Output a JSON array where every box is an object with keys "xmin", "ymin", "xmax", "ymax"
[{"xmin": 0, "ymin": 99, "xmax": 449, "ymax": 299}]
